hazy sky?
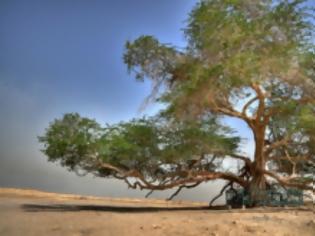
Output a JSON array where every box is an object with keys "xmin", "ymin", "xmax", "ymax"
[{"xmin": 0, "ymin": 0, "xmax": 271, "ymax": 202}]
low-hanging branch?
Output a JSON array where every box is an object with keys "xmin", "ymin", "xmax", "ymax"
[
  {"xmin": 209, "ymin": 181, "xmax": 233, "ymax": 206},
  {"xmin": 263, "ymin": 170, "xmax": 313, "ymax": 191},
  {"xmin": 167, "ymin": 181, "xmax": 202, "ymax": 201}
]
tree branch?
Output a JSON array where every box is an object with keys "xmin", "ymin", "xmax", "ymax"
[
  {"xmin": 264, "ymin": 136, "xmax": 290, "ymax": 155},
  {"xmin": 228, "ymin": 154, "xmax": 252, "ymax": 167},
  {"xmin": 251, "ymin": 83, "xmax": 265, "ymax": 120},
  {"xmin": 263, "ymin": 170, "xmax": 313, "ymax": 191},
  {"xmin": 242, "ymin": 96, "xmax": 258, "ymax": 117},
  {"xmin": 145, "ymin": 190, "xmax": 154, "ymax": 198},
  {"xmin": 167, "ymin": 181, "xmax": 202, "ymax": 201},
  {"xmin": 209, "ymin": 182, "xmax": 232, "ymax": 206},
  {"xmin": 284, "ymin": 150, "xmax": 297, "ymax": 177},
  {"xmin": 98, "ymin": 160, "xmax": 248, "ymax": 191}
]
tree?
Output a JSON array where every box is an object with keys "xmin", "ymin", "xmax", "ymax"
[{"xmin": 39, "ymin": 0, "xmax": 314, "ymax": 205}]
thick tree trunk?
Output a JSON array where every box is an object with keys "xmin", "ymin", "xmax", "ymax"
[
  {"xmin": 249, "ymin": 168, "xmax": 267, "ymax": 205},
  {"xmin": 249, "ymin": 123, "xmax": 267, "ymax": 205}
]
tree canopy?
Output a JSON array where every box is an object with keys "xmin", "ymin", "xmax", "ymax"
[{"xmin": 40, "ymin": 0, "xmax": 314, "ymax": 205}]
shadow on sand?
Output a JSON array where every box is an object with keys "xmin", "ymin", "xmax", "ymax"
[
  {"xmin": 22, "ymin": 204, "xmax": 212, "ymax": 213},
  {"xmin": 21, "ymin": 204, "xmax": 313, "ymax": 213},
  {"xmin": 21, "ymin": 203, "xmax": 312, "ymax": 213}
]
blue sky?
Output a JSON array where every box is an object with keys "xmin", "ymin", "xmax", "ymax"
[{"xmin": 0, "ymin": 0, "xmax": 196, "ymax": 124}]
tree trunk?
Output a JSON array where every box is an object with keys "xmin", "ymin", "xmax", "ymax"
[
  {"xmin": 249, "ymin": 123, "xmax": 267, "ymax": 205},
  {"xmin": 249, "ymin": 168, "xmax": 267, "ymax": 205}
]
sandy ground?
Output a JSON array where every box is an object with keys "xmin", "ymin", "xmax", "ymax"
[{"xmin": 0, "ymin": 188, "xmax": 314, "ymax": 236}]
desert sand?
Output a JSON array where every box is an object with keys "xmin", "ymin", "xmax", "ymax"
[{"xmin": 0, "ymin": 188, "xmax": 314, "ymax": 236}]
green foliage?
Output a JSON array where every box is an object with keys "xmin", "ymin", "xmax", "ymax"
[
  {"xmin": 124, "ymin": 35, "xmax": 178, "ymax": 83},
  {"xmin": 124, "ymin": 0, "xmax": 314, "ymax": 105},
  {"xmin": 38, "ymin": 113, "xmax": 103, "ymax": 173},
  {"xmin": 39, "ymin": 113, "xmax": 240, "ymax": 178},
  {"xmin": 123, "ymin": 0, "xmax": 315, "ymax": 180}
]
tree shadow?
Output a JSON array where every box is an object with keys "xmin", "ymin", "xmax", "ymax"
[
  {"xmin": 22, "ymin": 204, "xmax": 213, "ymax": 213},
  {"xmin": 21, "ymin": 203, "xmax": 313, "ymax": 213}
]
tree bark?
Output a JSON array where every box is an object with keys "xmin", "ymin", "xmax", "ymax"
[{"xmin": 249, "ymin": 121, "xmax": 267, "ymax": 205}]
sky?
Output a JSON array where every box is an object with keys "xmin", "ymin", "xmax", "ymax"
[{"xmin": 0, "ymin": 0, "xmax": 299, "ymax": 202}]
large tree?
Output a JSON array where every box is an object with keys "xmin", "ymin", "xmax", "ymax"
[{"xmin": 39, "ymin": 0, "xmax": 314, "ymax": 205}]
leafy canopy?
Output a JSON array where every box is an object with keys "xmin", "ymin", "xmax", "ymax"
[{"xmin": 39, "ymin": 113, "xmax": 240, "ymax": 179}]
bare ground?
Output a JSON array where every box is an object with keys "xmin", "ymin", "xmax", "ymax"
[{"xmin": 0, "ymin": 188, "xmax": 314, "ymax": 236}]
